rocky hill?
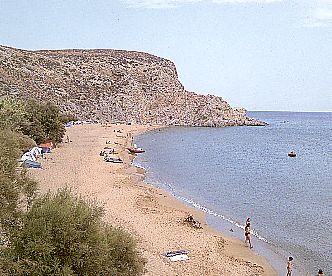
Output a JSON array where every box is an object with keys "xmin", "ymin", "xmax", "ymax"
[{"xmin": 0, "ymin": 45, "xmax": 265, "ymax": 126}]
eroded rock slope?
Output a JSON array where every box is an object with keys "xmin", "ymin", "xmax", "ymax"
[{"xmin": 0, "ymin": 45, "xmax": 264, "ymax": 126}]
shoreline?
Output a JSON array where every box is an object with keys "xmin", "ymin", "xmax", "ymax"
[
  {"xmin": 31, "ymin": 123, "xmax": 277, "ymax": 276},
  {"xmin": 132, "ymin": 129, "xmax": 290, "ymax": 275}
]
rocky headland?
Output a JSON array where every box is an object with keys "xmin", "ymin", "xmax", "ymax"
[{"xmin": 0, "ymin": 45, "xmax": 266, "ymax": 127}]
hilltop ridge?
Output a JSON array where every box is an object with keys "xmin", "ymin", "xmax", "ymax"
[{"xmin": 0, "ymin": 45, "xmax": 265, "ymax": 126}]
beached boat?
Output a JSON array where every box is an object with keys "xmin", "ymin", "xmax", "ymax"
[
  {"xmin": 164, "ymin": 250, "xmax": 189, "ymax": 257},
  {"xmin": 104, "ymin": 155, "xmax": 123, "ymax": 163},
  {"xmin": 127, "ymin": 147, "xmax": 145, "ymax": 153},
  {"xmin": 288, "ymin": 151, "xmax": 296, "ymax": 157}
]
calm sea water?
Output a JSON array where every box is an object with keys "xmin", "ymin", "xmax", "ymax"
[{"xmin": 133, "ymin": 111, "xmax": 331, "ymax": 276}]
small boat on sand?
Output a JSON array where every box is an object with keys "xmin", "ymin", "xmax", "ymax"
[
  {"xmin": 127, "ymin": 147, "xmax": 145, "ymax": 153},
  {"xmin": 164, "ymin": 250, "xmax": 189, "ymax": 257},
  {"xmin": 104, "ymin": 155, "xmax": 123, "ymax": 163},
  {"xmin": 288, "ymin": 151, "xmax": 296, "ymax": 157}
]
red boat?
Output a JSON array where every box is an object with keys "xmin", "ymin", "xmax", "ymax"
[{"xmin": 127, "ymin": 147, "xmax": 145, "ymax": 153}]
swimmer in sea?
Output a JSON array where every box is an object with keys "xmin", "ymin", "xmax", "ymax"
[{"xmin": 317, "ymin": 269, "xmax": 324, "ymax": 276}]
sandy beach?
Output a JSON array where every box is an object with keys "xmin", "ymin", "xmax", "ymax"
[{"xmin": 31, "ymin": 123, "xmax": 276, "ymax": 276}]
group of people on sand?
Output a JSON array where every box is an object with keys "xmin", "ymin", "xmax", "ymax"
[{"xmin": 245, "ymin": 218, "xmax": 325, "ymax": 276}]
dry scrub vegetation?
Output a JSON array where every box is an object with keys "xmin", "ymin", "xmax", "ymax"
[{"xmin": 0, "ymin": 96, "xmax": 146, "ymax": 275}]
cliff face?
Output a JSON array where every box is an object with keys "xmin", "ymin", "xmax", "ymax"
[{"xmin": 0, "ymin": 45, "xmax": 264, "ymax": 126}]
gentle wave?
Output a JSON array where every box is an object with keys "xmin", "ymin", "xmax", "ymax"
[{"xmin": 176, "ymin": 195, "xmax": 269, "ymax": 243}]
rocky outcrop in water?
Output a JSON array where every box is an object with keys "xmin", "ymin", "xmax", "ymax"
[{"xmin": 0, "ymin": 45, "xmax": 265, "ymax": 126}]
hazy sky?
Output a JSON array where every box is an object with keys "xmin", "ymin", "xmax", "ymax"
[{"xmin": 0, "ymin": 0, "xmax": 331, "ymax": 111}]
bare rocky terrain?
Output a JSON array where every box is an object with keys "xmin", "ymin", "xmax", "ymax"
[{"xmin": 0, "ymin": 45, "xmax": 265, "ymax": 126}]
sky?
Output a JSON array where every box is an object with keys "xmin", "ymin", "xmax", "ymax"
[{"xmin": 0, "ymin": 0, "xmax": 331, "ymax": 112}]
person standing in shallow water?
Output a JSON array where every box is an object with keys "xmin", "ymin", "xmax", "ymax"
[
  {"xmin": 286, "ymin": 256, "xmax": 293, "ymax": 276},
  {"xmin": 245, "ymin": 218, "xmax": 253, "ymax": 248},
  {"xmin": 317, "ymin": 269, "xmax": 324, "ymax": 276}
]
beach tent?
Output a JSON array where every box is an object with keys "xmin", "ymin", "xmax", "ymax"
[
  {"xmin": 21, "ymin": 146, "xmax": 43, "ymax": 162},
  {"xmin": 30, "ymin": 147, "xmax": 42, "ymax": 158},
  {"xmin": 22, "ymin": 159, "xmax": 42, "ymax": 169},
  {"xmin": 39, "ymin": 141, "xmax": 55, "ymax": 149},
  {"xmin": 21, "ymin": 151, "xmax": 36, "ymax": 162},
  {"xmin": 21, "ymin": 147, "xmax": 43, "ymax": 168},
  {"xmin": 39, "ymin": 141, "xmax": 55, "ymax": 154},
  {"xmin": 39, "ymin": 141, "xmax": 55, "ymax": 153},
  {"xmin": 65, "ymin": 121, "xmax": 73, "ymax": 128},
  {"xmin": 40, "ymin": 147, "xmax": 51, "ymax": 154}
]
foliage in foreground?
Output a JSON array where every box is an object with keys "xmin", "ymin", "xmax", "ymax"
[
  {"xmin": 0, "ymin": 96, "xmax": 66, "ymax": 144},
  {"xmin": 1, "ymin": 189, "xmax": 146, "ymax": 276},
  {"xmin": 0, "ymin": 96, "xmax": 145, "ymax": 275},
  {"xmin": 0, "ymin": 129, "xmax": 37, "ymax": 236}
]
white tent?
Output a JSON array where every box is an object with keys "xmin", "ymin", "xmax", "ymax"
[
  {"xmin": 30, "ymin": 147, "xmax": 42, "ymax": 158},
  {"xmin": 21, "ymin": 151, "xmax": 36, "ymax": 162},
  {"xmin": 20, "ymin": 147, "xmax": 42, "ymax": 162}
]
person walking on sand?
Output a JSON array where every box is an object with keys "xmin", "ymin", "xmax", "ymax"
[
  {"xmin": 286, "ymin": 256, "xmax": 293, "ymax": 276},
  {"xmin": 245, "ymin": 218, "xmax": 253, "ymax": 248}
]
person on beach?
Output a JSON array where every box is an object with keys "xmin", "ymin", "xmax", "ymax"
[
  {"xmin": 286, "ymin": 256, "xmax": 293, "ymax": 276},
  {"xmin": 245, "ymin": 218, "xmax": 253, "ymax": 248},
  {"xmin": 317, "ymin": 269, "xmax": 325, "ymax": 276}
]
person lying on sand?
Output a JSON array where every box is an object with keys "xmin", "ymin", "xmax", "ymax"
[
  {"xmin": 184, "ymin": 215, "xmax": 202, "ymax": 229},
  {"xmin": 185, "ymin": 214, "xmax": 194, "ymax": 223}
]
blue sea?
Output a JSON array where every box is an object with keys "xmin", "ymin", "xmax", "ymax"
[{"xmin": 133, "ymin": 111, "xmax": 331, "ymax": 276}]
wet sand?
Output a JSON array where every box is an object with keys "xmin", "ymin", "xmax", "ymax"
[{"xmin": 31, "ymin": 123, "xmax": 276, "ymax": 276}]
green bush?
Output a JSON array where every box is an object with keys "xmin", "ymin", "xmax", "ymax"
[
  {"xmin": 15, "ymin": 133, "xmax": 37, "ymax": 153},
  {"xmin": 0, "ymin": 129, "xmax": 38, "ymax": 237},
  {"xmin": 1, "ymin": 189, "xmax": 146, "ymax": 275},
  {"xmin": 0, "ymin": 97, "xmax": 146, "ymax": 275},
  {"xmin": 24, "ymin": 100, "xmax": 65, "ymax": 144},
  {"xmin": 0, "ymin": 96, "xmax": 28, "ymax": 132},
  {"xmin": 0, "ymin": 96, "xmax": 66, "ymax": 144}
]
